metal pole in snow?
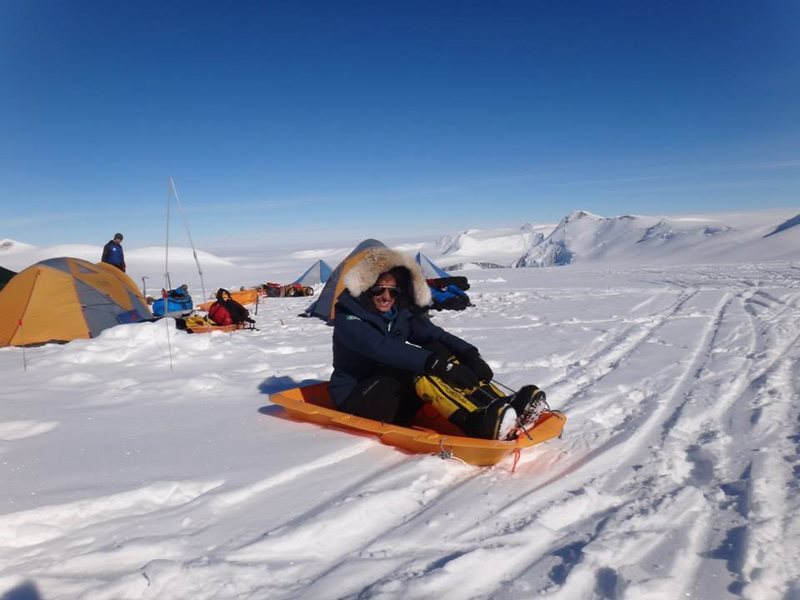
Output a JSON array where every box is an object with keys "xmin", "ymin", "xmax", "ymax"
[
  {"xmin": 19, "ymin": 319, "xmax": 27, "ymax": 372},
  {"xmin": 164, "ymin": 179, "xmax": 172, "ymax": 291},
  {"xmin": 169, "ymin": 177, "xmax": 206, "ymax": 301},
  {"xmin": 164, "ymin": 179, "xmax": 174, "ymax": 370}
]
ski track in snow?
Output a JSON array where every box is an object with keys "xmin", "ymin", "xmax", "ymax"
[
  {"xmin": 0, "ymin": 263, "xmax": 799, "ymax": 599},
  {"xmin": 0, "ymin": 421, "xmax": 59, "ymax": 442}
]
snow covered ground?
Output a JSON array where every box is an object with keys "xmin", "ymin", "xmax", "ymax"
[{"xmin": 1, "ymin": 210, "xmax": 800, "ymax": 599}]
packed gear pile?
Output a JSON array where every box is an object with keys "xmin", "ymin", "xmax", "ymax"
[
  {"xmin": 263, "ymin": 282, "xmax": 314, "ymax": 297},
  {"xmin": 151, "ymin": 285, "xmax": 193, "ymax": 317},
  {"xmin": 208, "ymin": 288, "xmax": 256, "ymax": 327}
]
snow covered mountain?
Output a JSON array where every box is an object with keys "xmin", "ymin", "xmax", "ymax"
[
  {"xmin": 418, "ymin": 208, "xmax": 800, "ymax": 269},
  {"xmin": 764, "ymin": 213, "xmax": 800, "ymax": 237},
  {"xmin": 2, "ymin": 209, "xmax": 798, "ymax": 295},
  {"xmin": 433, "ymin": 223, "xmax": 548, "ymax": 269},
  {"xmin": 0, "ymin": 238, "xmax": 36, "ymax": 254},
  {"xmin": 511, "ymin": 208, "xmax": 800, "ymax": 267}
]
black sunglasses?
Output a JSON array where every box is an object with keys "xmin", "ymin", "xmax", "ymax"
[{"xmin": 369, "ymin": 285, "xmax": 402, "ymax": 298}]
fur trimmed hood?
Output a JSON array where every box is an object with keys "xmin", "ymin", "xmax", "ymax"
[{"xmin": 342, "ymin": 247, "xmax": 432, "ymax": 308}]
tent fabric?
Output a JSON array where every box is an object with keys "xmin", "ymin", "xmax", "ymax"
[
  {"xmin": 293, "ymin": 259, "xmax": 333, "ymax": 286},
  {"xmin": 304, "ymin": 239, "xmax": 388, "ymax": 322},
  {"xmin": 0, "ymin": 265, "xmax": 16, "ymax": 291},
  {"xmin": 414, "ymin": 253, "xmax": 451, "ymax": 279},
  {"xmin": 0, "ymin": 257, "xmax": 152, "ymax": 347},
  {"xmin": 414, "ymin": 253, "xmax": 473, "ymax": 311}
]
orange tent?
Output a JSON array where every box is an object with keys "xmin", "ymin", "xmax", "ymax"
[
  {"xmin": 304, "ymin": 239, "xmax": 387, "ymax": 322},
  {"xmin": 0, "ymin": 257, "xmax": 152, "ymax": 347},
  {"xmin": 0, "ymin": 264, "xmax": 15, "ymax": 291}
]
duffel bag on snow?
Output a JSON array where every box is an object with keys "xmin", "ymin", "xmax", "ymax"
[
  {"xmin": 152, "ymin": 285, "xmax": 194, "ymax": 316},
  {"xmin": 429, "ymin": 283, "xmax": 471, "ymax": 311},
  {"xmin": 264, "ymin": 282, "xmax": 284, "ymax": 297}
]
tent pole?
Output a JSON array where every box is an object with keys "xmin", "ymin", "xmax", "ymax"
[
  {"xmin": 164, "ymin": 179, "xmax": 173, "ymax": 370},
  {"xmin": 169, "ymin": 177, "xmax": 206, "ymax": 301},
  {"xmin": 165, "ymin": 179, "xmax": 172, "ymax": 291}
]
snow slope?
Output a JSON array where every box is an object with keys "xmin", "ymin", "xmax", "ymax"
[
  {"xmin": 1, "ymin": 210, "xmax": 799, "ymax": 599},
  {"xmin": 517, "ymin": 208, "xmax": 800, "ymax": 267}
]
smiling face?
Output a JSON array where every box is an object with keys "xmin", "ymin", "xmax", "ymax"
[{"xmin": 370, "ymin": 272, "xmax": 398, "ymax": 313}]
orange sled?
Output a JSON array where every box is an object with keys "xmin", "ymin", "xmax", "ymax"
[
  {"xmin": 186, "ymin": 323, "xmax": 246, "ymax": 334},
  {"xmin": 270, "ymin": 382, "xmax": 566, "ymax": 466},
  {"xmin": 197, "ymin": 288, "xmax": 260, "ymax": 311}
]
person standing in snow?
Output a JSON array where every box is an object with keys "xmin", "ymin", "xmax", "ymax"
[
  {"xmin": 101, "ymin": 233, "xmax": 126, "ymax": 272},
  {"xmin": 329, "ymin": 246, "xmax": 542, "ymax": 440}
]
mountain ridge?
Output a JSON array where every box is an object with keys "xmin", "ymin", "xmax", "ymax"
[{"xmin": 2, "ymin": 209, "xmax": 798, "ymax": 291}]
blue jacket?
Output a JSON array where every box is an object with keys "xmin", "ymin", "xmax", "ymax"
[
  {"xmin": 101, "ymin": 240, "xmax": 126, "ymax": 271},
  {"xmin": 329, "ymin": 291, "xmax": 476, "ymax": 407}
]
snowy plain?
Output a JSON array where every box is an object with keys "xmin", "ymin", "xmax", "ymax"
[{"xmin": 1, "ymin": 208, "xmax": 799, "ymax": 600}]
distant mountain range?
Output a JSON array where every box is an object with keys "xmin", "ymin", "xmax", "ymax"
[
  {"xmin": 431, "ymin": 209, "xmax": 800, "ymax": 269},
  {"xmin": 2, "ymin": 209, "xmax": 799, "ymax": 289}
]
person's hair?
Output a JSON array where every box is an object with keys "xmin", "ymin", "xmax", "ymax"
[
  {"xmin": 358, "ymin": 267, "xmax": 411, "ymax": 313},
  {"xmin": 386, "ymin": 267, "xmax": 411, "ymax": 308}
]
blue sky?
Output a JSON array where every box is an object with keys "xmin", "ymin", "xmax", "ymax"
[{"xmin": 1, "ymin": 1, "xmax": 798, "ymax": 249}]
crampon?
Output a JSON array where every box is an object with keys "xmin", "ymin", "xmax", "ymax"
[{"xmin": 505, "ymin": 385, "xmax": 550, "ymax": 441}]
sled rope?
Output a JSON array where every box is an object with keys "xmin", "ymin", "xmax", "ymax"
[
  {"xmin": 436, "ymin": 439, "xmax": 466, "ymax": 464},
  {"xmin": 511, "ymin": 449, "xmax": 521, "ymax": 473}
]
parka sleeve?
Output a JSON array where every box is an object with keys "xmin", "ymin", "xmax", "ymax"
[{"xmin": 409, "ymin": 314, "xmax": 478, "ymax": 357}]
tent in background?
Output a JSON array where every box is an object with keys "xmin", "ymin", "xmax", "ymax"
[
  {"xmin": 415, "ymin": 252, "xmax": 472, "ymax": 311},
  {"xmin": 293, "ymin": 259, "xmax": 333, "ymax": 287},
  {"xmin": 0, "ymin": 257, "xmax": 151, "ymax": 347},
  {"xmin": 414, "ymin": 253, "xmax": 450, "ymax": 279},
  {"xmin": 0, "ymin": 265, "xmax": 16, "ymax": 291},
  {"xmin": 304, "ymin": 239, "xmax": 387, "ymax": 322}
]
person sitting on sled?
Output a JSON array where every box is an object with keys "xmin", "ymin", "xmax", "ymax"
[{"xmin": 329, "ymin": 246, "xmax": 545, "ymax": 440}]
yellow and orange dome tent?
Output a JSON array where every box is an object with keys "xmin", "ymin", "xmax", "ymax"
[
  {"xmin": 0, "ymin": 264, "xmax": 15, "ymax": 291},
  {"xmin": 0, "ymin": 257, "xmax": 152, "ymax": 347},
  {"xmin": 304, "ymin": 239, "xmax": 387, "ymax": 322}
]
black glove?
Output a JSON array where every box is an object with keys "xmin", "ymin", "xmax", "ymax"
[
  {"xmin": 426, "ymin": 354, "xmax": 480, "ymax": 389},
  {"xmin": 458, "ymin": 349, "xmax": 493, "ymax": 382}
]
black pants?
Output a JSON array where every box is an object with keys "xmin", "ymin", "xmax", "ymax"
[{"xmin": 341, "ymin": 368, "xmax": 423, "ymax": 426}]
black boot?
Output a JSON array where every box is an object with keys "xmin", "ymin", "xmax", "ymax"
[
  {"xmin": 462, "ymin": 399, "xmax": 518, "ymax": 440},
  {"xmin": 415, "ymin": 375, "xmax": 517, "ymax": 440},
  {"xmin": 509, "ymin": 385, "xmax": 548, "ymax": 429}
]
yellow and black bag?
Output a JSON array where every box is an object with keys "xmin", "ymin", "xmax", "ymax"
[{"xmin": 414, "ymin": 375, "xmax": 511, "ymax": 439}]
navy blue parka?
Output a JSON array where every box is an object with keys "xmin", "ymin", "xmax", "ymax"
[
  {"xmin": 329, "ymin": 289, "xmax": 476, "ymax": 408},
  {"xmin": 101, "ymin": 240, "xmax": 126, "ymax": 272}
]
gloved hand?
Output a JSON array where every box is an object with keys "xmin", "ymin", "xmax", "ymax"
[
  {"xmin": 458, "ymin": 349, "xmax": 493, "ymax": 382},
  {"xmin": 426, "ymin": 354, "xmax": 480, "ymax": 389}
]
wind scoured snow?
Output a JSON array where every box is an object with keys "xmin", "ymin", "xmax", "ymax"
[
  {"xmin": 436, "ymin": 226, "xmax": 549, "ymax": 266},
  {"xmin": 1, "ymin": 209, "xmax": 799, "ymax": 599}
]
